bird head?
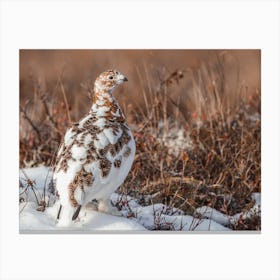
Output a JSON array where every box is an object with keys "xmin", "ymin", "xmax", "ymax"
[{"xmin": 94, "ymin": 69, "xmax": 128, "ymax": 93}]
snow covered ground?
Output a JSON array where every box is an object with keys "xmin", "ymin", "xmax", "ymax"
[{"xmin": 19, "ymin": 166, "xmax": 260, "ymax": 232}]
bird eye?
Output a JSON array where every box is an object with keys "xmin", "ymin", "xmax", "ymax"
[{"xmin": 109, "ymin": 76, "xmax": 113, "ymax": 80}]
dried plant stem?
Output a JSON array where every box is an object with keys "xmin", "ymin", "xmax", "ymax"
[
  {"xmin": 20, "ymin": 169, "xmax": 41, "ymax": 206},
  {"xmin": 20, "ymin": 106, "xmax": 42, "ymax": 142},
  {"xmin": 59, "ymin": 79, "xmax": 72, "ymax": 124}
]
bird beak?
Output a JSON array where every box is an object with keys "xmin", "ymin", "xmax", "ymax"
[{"xmin": 117, "ymin": 73, "xmax": 128, "ymax": 83}]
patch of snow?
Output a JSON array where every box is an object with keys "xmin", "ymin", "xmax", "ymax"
[
  {"xmin": 163, "ymin": 128, "xmax": 193, "ymax": 156},
  {"xmin": 111, "ymin": 194, "xmax": 230, "ymax": 231},
  {"xmin": 20, "ymin": 201, "xmax": 146, "ymax": 231},
  {"xmin": 195, "ymin": 192, "xmax": 261, "ymax": 228},
  {"xmin": 20, "ymin": 202, "xmax": 57, "ymax": 230},
  {"xmin": 135, "ymin": 205, "xmax": 230, "ymax": 231},
  {"xmin": 232, "ymin": 192, "xmax": 261, "ymax": 222},
  {"xmin": 19, "ymin": 167, "xmax": 145, "ymax": 231},
  {"xmin": 245, "ymin": 112, "xmax": 261, "ymax": 122},
  {"xmin": 251, "ymin": 192, "xmax": 261, "ymax": 206},
  {"xmin": 19, "ymin": 166, "xmax": 251, "ymax": 232},
  {"xmin": 19, "ymin": 166, "xmax": 54, "ymax": 204},
  {"xmin": 195, "ymin": 206, "xmax": 231, "ymax": 226},
  {"xmin": 20, "ymin": 166, "xmax": 53, "ymax": 190}
]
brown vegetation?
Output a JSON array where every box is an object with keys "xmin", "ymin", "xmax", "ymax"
[{"xmin": 19, "ymin": 50, "xmax": 261, "ymax": 230}]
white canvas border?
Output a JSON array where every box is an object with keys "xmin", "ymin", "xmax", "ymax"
[{"xmin": 1, "ymin": 1, "xmax": 279, "ymax": 280}]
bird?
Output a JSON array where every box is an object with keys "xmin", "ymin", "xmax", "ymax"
[{"xmin": 53, "ymin": 69, "xmax": 135, "ymax": 226}]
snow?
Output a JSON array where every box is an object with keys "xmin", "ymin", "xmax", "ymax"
[
  {"xmin": 195, "ymin": 193, "xmax": 261, "ymax": 227},
  {"xmin": 19, "ymin": 166, "xmax": 260, "ymax": 232},
  {"xmin": 245, "ymin": 112, "xmax": 261, "ymax": 122},
  {"xmin": 231, "ymin": 193, "xmax": 261, "ymax": 222},
  {"xmin": 195, "ymin": 206, "xmax": 231, "ymax": 226},
  {"xmin": 160, "ymin": 124, "xmax": 193, "ymax": 156},
  {"xmin": 20, "ymin": 167, "xmax": 146, "ymax": 231},
  {"xmin": 111, "ymin": 194, "xmax": 230, "ymax": 231},
  {"xmin": 20, "ymin": 201, "xmax": 146, "ymax": 231}
]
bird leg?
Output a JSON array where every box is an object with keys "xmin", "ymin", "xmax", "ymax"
[
  {"xmin": 56, "ymin": 204, "xmax": 82, "ymax": 225},
  {"xmin": 72, "ymin": 205, "xmax": 82, "ymax": 220},
  {"xmin": 57, "ymin": 204, "xmax": 62, "ymax": 220}
]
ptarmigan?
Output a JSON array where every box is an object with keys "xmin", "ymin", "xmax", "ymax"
[{"xmin": 53, "ymin": 69, "xmax": 135, "ymax": 226}]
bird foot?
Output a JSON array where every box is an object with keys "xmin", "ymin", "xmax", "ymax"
[
  {"xmin": 85, "ymin": 200, "xmax": 99, "ymax": 211},
  {"xmin": 98, "ymin": 199, "xmax": 122, "ymax": 216},
  {"xmin": 56, "ymin": 204, "xmax": 82, "ymax": 226}
]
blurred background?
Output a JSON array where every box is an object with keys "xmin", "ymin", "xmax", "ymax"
[{"xmin": 20, "ymin": 50, "xmax": 260, "ymax": 121}]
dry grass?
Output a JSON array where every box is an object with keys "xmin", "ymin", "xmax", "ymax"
[{"xmin": 19, "ymin": 50, "xmax": 261, "ymax": 230}]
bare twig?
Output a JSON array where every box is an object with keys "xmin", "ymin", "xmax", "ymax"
[
  {"xmin": 20, "ymin": 106, "xmax": 42, "ymax": 142},
  {"xmin": 59, "ymin": 78, "xmax": 72, "ymax": 124}
]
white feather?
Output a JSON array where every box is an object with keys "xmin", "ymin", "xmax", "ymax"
[
  {"xmin": 64, "ymin": 129, "xmax": 75, "ymax": 146},
  {"xmin": 84, "ymin": 134, "xmax": 92, "ymax": 145},
  {"xmin": 54, "ymin": 70, "xmax": 135, "ymax": 227},
  {"xmin": 103, "ymin": 127, "xmax": 122, "ymax": 144},
  {"xmin": 93, "ymin": 118, "xmax": 106, "ymax": 127},
  {"xmin": 78, "ymin": 114, "xmax": 92, "ymax": 128},
  {"xmin": 71, "ymin": 145, "xmax": 87, "ymax": 160}
]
